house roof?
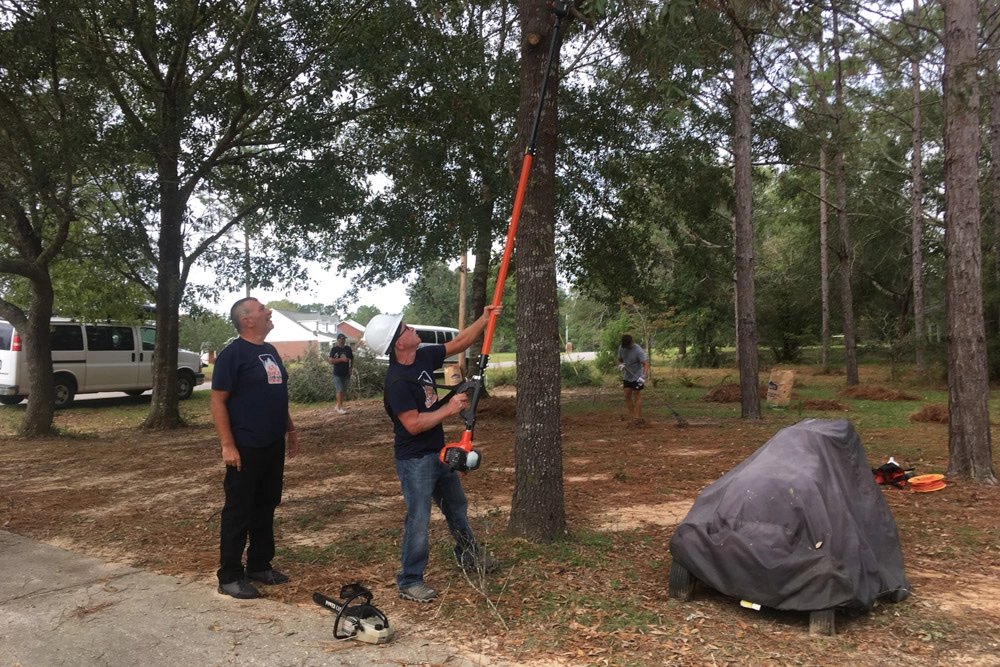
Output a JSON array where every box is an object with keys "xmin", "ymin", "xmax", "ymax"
[
  {"xmin": 280, "ymin": 310, "xmax": 336, "ymax": 324},
  {"xmin": 336, "ymin": 321, "xmax": 364, "ymax": 341},
  {"xmin": 269, "ymin": 309, "xmax": 365, "ymax": 343},
  {"xmin": 267, "ymin": 310, "xmax": 337, "ymax": 343}
]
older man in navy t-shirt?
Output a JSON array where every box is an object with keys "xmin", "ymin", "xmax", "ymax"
[{"xmin": 210, "ymin": 297, "xmax": 299, "ymax": 599}]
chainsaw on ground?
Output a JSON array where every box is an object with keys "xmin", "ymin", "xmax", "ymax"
[{"xmin": 312, "ymin": 584, "xmax": 393, "ymax": 644}]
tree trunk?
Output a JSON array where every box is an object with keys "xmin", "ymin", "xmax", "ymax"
[
  {"xmin": 0, "ymin": 195, "xmax": 68, "ymax": 437},
  {"xmin": 469, "ymin": 198, "xmax": 495, "ymax": 365},
  {"xmin": 989, "ymin": 5, "xmax": 1000, "ymax": 331},
  {"xmin": 507, "ymin": 0, "xmax": 566, "ymax": 543},
  {"xmin": 942, "ymin": 0, "xmax": 996, "ymax": 483},
  {"xmin": 143, "ymin": 135, "xmax": 185, "ymax": 429},
  {"xmin": 468, "ymin": 198, "xmax": 494, "ymax": 399},
  {"xmin": 832, "ymin": 3, "xmax": 859, "ymax": 386},
  {"xmin": 820, "ymin": 147, "xmax": 831, "ymax": 373},
  {"xmin": 732, "ymin": 19, "xmax": 760, "ymax": 420},
  {"xmin": 910, "ymin": 0, "xmax": 926, "ymax": 373},
  {"xmin": 458, "ymin": 251, "xmax": 468, "ymax": 374},
  {"xmin": 19, "ymin": 284, "xmax": 57, "ymax": 435}
]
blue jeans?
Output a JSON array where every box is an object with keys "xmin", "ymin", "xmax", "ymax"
[{"xmin": 395, "ymin": 451, "xmax": 479, "ymax": 588}]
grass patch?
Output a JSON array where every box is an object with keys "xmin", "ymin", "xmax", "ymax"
[
  {"xmin": 277, "ymin": 528, "xmax": 400, "ymax": 566},
  {"xmin": 291, "ymin": 501, "xmax": 349, "ymax": 530},
  {"xmin": 0, "ymin": 389, "xmax": 215, "ymax": 438}
]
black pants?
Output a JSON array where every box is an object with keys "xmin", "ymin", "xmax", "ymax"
[{"xmin": 217, "ymin": 440, "xmax": 286, "ymax": 585}]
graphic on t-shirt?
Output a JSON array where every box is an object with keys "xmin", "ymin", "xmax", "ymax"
[
  {"xmin": 259, "ymin": 354, "xmax": 283, "ymax": 385},
  {"xmin": 419, "ymin": 370, "xmax": 436, "ymax": 408}
]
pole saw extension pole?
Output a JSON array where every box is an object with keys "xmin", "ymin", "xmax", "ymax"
[{"xmin": 440, "ymin": 0, "xmax": 571, "ymax": 473}]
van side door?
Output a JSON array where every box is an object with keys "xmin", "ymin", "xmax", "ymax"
[
  {"xmin": 84, "ymin": 325, "xmax": 140, "ymax": 391},
  {"xmin": 50, "ymin": 324, "xmax": 86, "ymax": 390},
  {"xmin": 138, "ymin": 327, "xmax": 156, "ymax": 388}
]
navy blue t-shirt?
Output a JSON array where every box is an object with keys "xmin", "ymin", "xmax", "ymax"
[
  {"xmin": 212, "ymin": 337, "xmax": 289, "ymax": 447},
  {"xmin": 328, "ymin": 344, "xmax": 353, "ymax": 377},
  {"xmin": 385, "ymin": 345, "xmax": 447, "ymax": 460}
]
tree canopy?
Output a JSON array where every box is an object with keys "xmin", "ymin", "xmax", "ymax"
[{"xmin": 3, "ymin": 0, "xmax": 997, "ymax": 487}]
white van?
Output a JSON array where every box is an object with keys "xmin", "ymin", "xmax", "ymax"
[{"xmin": 0, "ymin": 318, "xmax": 205, "ymax": 408}]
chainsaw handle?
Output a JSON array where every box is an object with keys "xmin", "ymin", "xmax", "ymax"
[
  {"xmin": 456, "ymin": 350, "xmax": 493, "ymax": 432},
  {"xmin": 459, "ymin": 373, "xmax": 488, "ymax": 432}
]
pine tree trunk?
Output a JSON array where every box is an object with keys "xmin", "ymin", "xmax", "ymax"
[
  {"xmin": 911, "ymin": 0, "xmax": 926, "ymax": 373},
  {"xmin": 732, "ymin": 20, "xmax": 760, "ymax": 420},
  {"xmin": 507, "ymin": 0, "xmax": 566, "ymax": 543},
  {"xmin": 989, "ymin": 6, "xmax": 1000, "ymax": 333},
  {"xmin": 942, "ymin": 0, "xmax": 996, "ymax": 483},
  {"xmin": 819, "ymin": 147, "xmax": 831, "ymax": 373},
  {"xmin": 832, "ymin": 3, "xmax": 859, "ymax": 386}
]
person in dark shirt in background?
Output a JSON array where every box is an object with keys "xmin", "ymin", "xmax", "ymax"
[{"xmin": 328, "ymin": 333, "xmax": 354, "ymax": 414}]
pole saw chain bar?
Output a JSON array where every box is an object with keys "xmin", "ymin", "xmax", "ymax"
[
  {"xmin": 312, "ymin": 584, "xmax": 393, "ymax": 644},
  {"xmin": 441, "ymin": 0, "xmax": 570, "ymax": 473}
]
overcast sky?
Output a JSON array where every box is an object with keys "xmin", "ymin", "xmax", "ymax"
[{"xmin": 192, "ymin": 262, "xmax": 410, "ymax": 319}]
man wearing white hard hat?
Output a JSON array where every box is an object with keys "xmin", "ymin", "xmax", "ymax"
[{"xmin": 363, "ymin": 305, "xmax": 501, "ymax": 603}]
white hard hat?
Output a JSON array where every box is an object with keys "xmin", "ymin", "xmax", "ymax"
[{"xmin": 362, "ymin": 313, "xmax": 403, "ymax": 356}]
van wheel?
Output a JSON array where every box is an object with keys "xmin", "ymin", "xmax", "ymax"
[
  {"xmin": 177, "ymin": 372, "xmax": 194, "ymax": 400},
  {"xmin": 0, "ymin": 395, "xmax": 25, "ymax": 406},
  {"xmin": 53, "ymin": 376, "xmax": 76, "ymax": 409}
]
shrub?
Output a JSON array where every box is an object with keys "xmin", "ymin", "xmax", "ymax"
[
  {"xmin": 561, "ymin": 360, "xmax": 597, "ymax": 387},
  {"xmin": 287, "ymin": 351, "xmax": 389, "ymax": 402},
  {"xmin": 287, "ymin": 353, "xmax": 337, "ymax": 403},
  {"xmin": 677, "ymin": 372, "xmax": 702, "ymax": 387},
  {"xmin": 489, "ymin": 365, "xmax": 516, "ymax": 387},
  {"xmin": 596, "ymin": 318, "xmax": 632, "ymax": 373},
  {"xmin": 350, "ymin": 352, "xmax": 387, "ymax": 399}
]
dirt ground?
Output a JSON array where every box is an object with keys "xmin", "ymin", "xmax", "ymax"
[{"xmin": 2, "ymin": 376, "xmax": 1000, "ymax": 666}]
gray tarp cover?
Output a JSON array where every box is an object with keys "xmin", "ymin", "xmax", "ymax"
[{"xmin": 669, "ymin": 418, "xmax": 910, "ymax": 611}]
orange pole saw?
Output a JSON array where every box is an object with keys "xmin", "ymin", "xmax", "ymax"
[{"xmin": 440, "ymin": 0, "xmax": 571, "ymax": 473}]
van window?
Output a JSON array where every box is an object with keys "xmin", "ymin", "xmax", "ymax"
[
  {"xmin": 50, "ymin": 325, "xmax": 84, "ymax": 351},
  {"xmin": 86, "ymin": 325, "xmax": 135, "ymax": 352},
  {"xmin": 0, "ymin": 321, "xmax": 11, "ymax": 351},
  {"xmin": 417, "ymin": 330, "xmax": 437, "ymax": 345},
  {"xmin": 140, "ymin": 327, "xmax": 156, "ymax": 351}
]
